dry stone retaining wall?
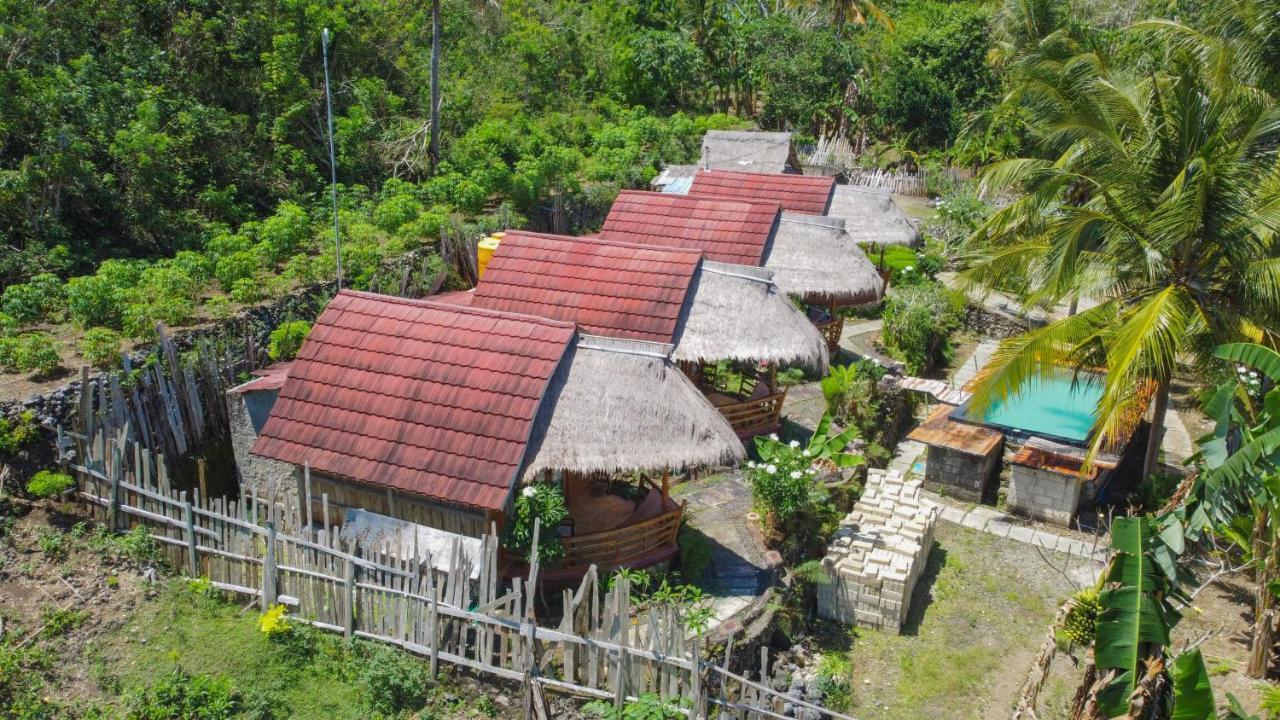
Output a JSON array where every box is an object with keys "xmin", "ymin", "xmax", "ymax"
[{"xmin": 817, "ymin": 468, "xmax": 939, "ymax": 633}]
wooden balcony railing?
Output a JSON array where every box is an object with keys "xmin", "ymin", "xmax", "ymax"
[
  {"xmin": 558, "ymin": 501, "xmax": 683, "ymax": 573},
  {"xmin": 708, "ymin": 386, "xmax": 788, "ymax": 439},
  {"xmin": 813, "ymin": 315, "xmax": 844, "ymax": 353}
]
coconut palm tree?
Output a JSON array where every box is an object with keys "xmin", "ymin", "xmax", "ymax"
[{"xmin": 960, "ymin": 52, "xmax": 1280, "ymax": 481}]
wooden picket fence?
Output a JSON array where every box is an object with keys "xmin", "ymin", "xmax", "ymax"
[{"xmin": 59, "ymin": 427, "xmax": 855, "ymax": 720}]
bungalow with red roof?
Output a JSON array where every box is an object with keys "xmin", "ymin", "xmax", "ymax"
[
  {"xmin": 239, "ymin": 290, "xmax": 744, "ymax": 579},
  {"xmin": 600, "ymin": 189, "xmax": 883, "ymax": 351},
  {"xmin": 445, "ymin": 230, "xmax": 829, "ymax": 438}
]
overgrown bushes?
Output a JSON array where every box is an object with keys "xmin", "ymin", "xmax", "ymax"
[
  {"xmin": 502, "ymin": 483, "xmax": 569, "ymax": 564},
  {"xmin": 881, "ymin": 282, "xmax": 966, "ymax": 374},
  {"xmin": 267, "ymin": 321, "xmax": 311, "ymax": 362},
  {"xmin": 821, "ymin": 359, "xmax": 915, "ymax": 465}
]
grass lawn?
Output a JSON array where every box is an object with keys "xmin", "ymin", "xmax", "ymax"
[{"xmin": 820, "ymin": 522, "xmax": 1088, "ymax": 720}]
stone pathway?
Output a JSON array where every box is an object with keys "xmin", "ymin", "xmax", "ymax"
[{"xmin": 670, "ymin": 473, "xmax": 775, "ymax": 626}]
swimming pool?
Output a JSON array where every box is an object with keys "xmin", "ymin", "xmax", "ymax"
[{"xmin": 952, "ymin": 369, "xmax": 1103, "ymax": 444}]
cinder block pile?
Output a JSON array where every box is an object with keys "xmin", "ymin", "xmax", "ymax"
[{"xmin": 816, "ymin": 468, "xmax": 939, "ymax": 633}]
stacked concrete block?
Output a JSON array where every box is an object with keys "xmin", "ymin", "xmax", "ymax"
[{"xmin": 816, "ymin": 468, "xmax": 939, "ymax": 633}]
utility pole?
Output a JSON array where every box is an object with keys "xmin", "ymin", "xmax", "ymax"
[
  {"xmin": 322, "ymin": 28, "xmax": 342, "ymax": 290},
  {"xmin": 428, "ymin": 0, "xmax": 441, "ymax": 172}
]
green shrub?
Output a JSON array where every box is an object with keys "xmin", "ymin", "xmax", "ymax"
[
  {"xmin": 39, "ymin": 606, "xmax": 89, "ymax": 637},
  {"xmin": 204, "ymin": 232, "xmax": 254, "ymax": 262},
  {"xmin": 26, "ymin": 470, "xmax": 74, "ymax": 499},
  {"xmin": 0, "ymin": 311, "xmax": 17, "ymax": 335},
  {"xmin": 372, "ymin": 194, "xmax": 424, "ymax": 234},
  {"xmin": 66, "ymin": 275, "xmax": 125, "ymax": 328},
  {"xmin": 881, "ymin": 282, "xmax": 965, "ymax": 374},
  {"xmin": 503, "ymin": 483, "xmax": 568, "ymax": 564},
  {"xmin": 257, "ymin": 202, "xmax": 311, "ymax": 263},
  {"xmin": 815, "ymin": 654, "xmax": 853, "ymax": 713},
  {"xmin": 170, "ymin": 250, "xmax": 214, "ymax": 283},
  {"xmin": 585, "ymin": 693, "xmax": 684, "ymax": 719},
  {"xmin": 80, "ymin": 327, "xmax": 123, "ymax": 368},
  {"xmin": 1, "ymin": 273, "xmax": 65, "ymax": 324},
  {"xmin": 124, "ymin": 666, "xmax": 242, "ymax": 720},
  {"xmin": 355, "ymin": 643, "xmax": 432, "ymax": 715},
  {"xmin": 0, "ymin": 411, "xmax": 39, "ymax": 456},
  {"xmin": 203, "ymin": 295, "xmax": 233, "ymax": 320},
  {"xmin": 229, "ymin": 277, "xmax": 261, "ymax": 304},
  {"xmin": 138, "ymin": 265, "xmax": 200, "ymax": 302},
  {"xmin": 746, "ymin": 437, "xmax": 826, "ymax": 524},
  {"xmin": 6, "ymin": 333, "xmax": 62, "ymax": 376},
  {"xmin": 121, "ymin": 297, "xmax": 194, "ymax": 339},
  {"xmin": 215, "ymin": 250, "xmax": 259, "ymax": 291},
  {"xmin": 267, "ymin": 321, "xmax": 311, "ymax": 361}
]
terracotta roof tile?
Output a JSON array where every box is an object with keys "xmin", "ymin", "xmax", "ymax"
[
  {"xmin": 687, "ymin": 170, "xmax": 834, "ymax": 215},
  {"xmin": 251, "ymin": 290, "xmax": 575, "ymax": 513},
  {"xmin": 598, "ymin": 190, "xmax": 781, "ymax": 265},
  {"xmin": 469, "ymin": 230, "xmax": 700, "ymax": 343}
]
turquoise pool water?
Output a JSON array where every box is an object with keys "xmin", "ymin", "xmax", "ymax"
[{"xmin": 953, "ymin": 370, "xmax": 1103, "ymax": 443}]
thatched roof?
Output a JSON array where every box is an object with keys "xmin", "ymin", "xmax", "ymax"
[
  {"xmin": 523, "ymin": 335, "xmax": 745, "ymax": 479},
  {"xmin": 672, "ymin": 261, "xmax": 829, "ymax": 371},
  {"xmin": 767, "ymin": 214, "xmax": 884, "ymax": 305},
  {"xmin": 827, "ymin": 185, "xmax": 921, "ymax": 247},
  {"xmin": 701, "ymin": 131, "xmax": 794, "ymax": 174}
]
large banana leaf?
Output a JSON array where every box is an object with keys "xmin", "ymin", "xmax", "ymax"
[
  {"xmin": 1169, "ymin": 648, "xmax": 1215, "ymax": 720},
  {"xmin": 1095, "ymin": 517, "xmax": 1176, "ymax": 717},
  {"xmin": 1215, "ymin": 343, "xmax": 1280, "ymax": 383}
]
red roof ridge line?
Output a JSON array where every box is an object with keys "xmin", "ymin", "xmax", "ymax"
[
  {"xmin": 614, "ymin": 189, "xmax": 784, "ymax": 213},
  {"xmin": 337, "ymin": 288, "xmax": 578, "ymax": 332},
  {"xmin": 323, "ymin": 307, "xmax": 576, "ymax": 353},
  {"xmin": 463, "ymin": 292, "xmax": 680, "ymax": 323},
  {"xmin": 289, "ymin": 358, "xmax": 551, "ymax": 398},
  {"xmin": 499, "ymin": 229, "xmax": 705, "ymax": 262}
]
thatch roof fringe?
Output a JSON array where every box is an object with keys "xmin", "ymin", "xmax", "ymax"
[
  {"xmin": 672, "ymin": 262, "xmax": 830, "ymax": 371},
  {"xmin": 522, "ymin": 334, "xmax": 745, "ymax": 479},
  {"xmin": 827, "ymin": 185, "xmax": 921, "ymax": 247},
  {"xmin": 766, "ymin": 214, "xmax": 884, "ymax": 305}
]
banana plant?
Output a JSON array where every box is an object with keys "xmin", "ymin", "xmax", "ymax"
[{"xmin": 806, "ymin": 412, "xmax": 865, "ymax": 469}]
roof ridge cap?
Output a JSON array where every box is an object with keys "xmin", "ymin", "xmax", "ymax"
[
  {"xmin": 500, "ymin": 229, "xmax": 704, "ymax": 261},
  {"xmin": 338, "ymin": 289, "xmax": 577, "ymax": 331}
]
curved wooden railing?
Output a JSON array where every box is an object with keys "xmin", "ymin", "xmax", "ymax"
[
  {"xmin": 813, "ymin": 315, "xmax": 845, "ymax": 353},
  {"xmin": 558, "ymin": 501, "xmax": 683, "ymax": 573},
  {"xmin": 711, "ymin": 386, "xmax": 788, "ymax": 439}
]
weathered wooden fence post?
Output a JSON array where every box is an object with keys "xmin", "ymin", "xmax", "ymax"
[
  {"xmin": 181, "ymin": 491, "xmax": 199, "ymax": 577},
  {"xmin": 343, "ymin": 556, "xmax": 356, "ymax": 640},
  {"xmin": 261, "ymin": 521, "xmax": 277, "ymax": 610},
  {"xmin": 106, "ymin": 446, "xmax": 123, "ymax": 531}
]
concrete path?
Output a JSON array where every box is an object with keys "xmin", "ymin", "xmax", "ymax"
[{"xmin": 670, "ymin": 473, "xmax": 774, "ymax": 626}]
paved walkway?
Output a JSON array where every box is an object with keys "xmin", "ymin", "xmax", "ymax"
[{"xmin": 670, "ymin": 473, "xmax": 774, "ymax": 626}]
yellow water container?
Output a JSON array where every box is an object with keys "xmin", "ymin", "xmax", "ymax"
[{"xmin": 477, "ymin": 232, "xmax": 503, "ymax": 279}]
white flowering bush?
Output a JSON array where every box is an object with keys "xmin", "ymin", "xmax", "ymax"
[
  {"xmin": 746, "ymin": 433, "xmax": 826, "ymax": 524},
  {"xmin": 503, "ymin": 482, "xmax": 568, "ymax": 564}
]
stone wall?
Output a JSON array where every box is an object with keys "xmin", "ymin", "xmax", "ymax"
[
  {"xmin": 1007, "ymin": 464, "xmax": 1084, "ymax": 526},
  {"xmin": 817, "ymin": 468, "xmax": 939, "ymax": 633},
  {"xmin": 921, "ymin": 443, "xmax": 1001, "ymax": 503},
  {"xmin": 227, "ymin": 389, "xmax": 298, "ymax": 499}
]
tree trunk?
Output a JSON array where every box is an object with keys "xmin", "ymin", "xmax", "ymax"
[
  {"xmin": 1141, "ymin": 379, "xmax": 1169, "ymax": 482},
  {"xmin": 1068, "ymin": 296, "xmax": 1078, "ymax": 316},
  {"xmin": 1248, "ymin": 504, "xmax": 1277, "ymax": 678},
  {"xmin": 428, "ymin": 0, "xmax": 441, "ymax": 172}
]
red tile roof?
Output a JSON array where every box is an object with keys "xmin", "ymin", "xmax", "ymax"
[
  {"xmin": 599, "ymin": 190, "xmax": 781, "ymax": 266},
  {"xmin": 469, "ymin": 230, "xmax": 700, "ymax": 343},
  {"xmin": 251, "ymin": 290, "xmax": 575, "ymax": 513},
  {"xmin": 687, "ymin": 170, "xmax": 835, "ymax": 215},
  {"xmin": 229, "ymin": 361, "xmax": 294, "ymax": 394}
]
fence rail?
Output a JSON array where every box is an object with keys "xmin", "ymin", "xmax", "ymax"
[{"xmin": 60, "ymin": 427, "xmax": 854, "ymax": 720}]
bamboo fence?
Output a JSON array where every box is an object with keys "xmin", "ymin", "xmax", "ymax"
[{"xmin": 60, "ymin": 427, "xmax": 855, "ymax": 720}]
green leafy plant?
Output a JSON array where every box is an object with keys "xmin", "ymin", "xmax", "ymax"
[
  {"xmin": 267, "ymin": 321, "xmax": 311, "ymax": 362},
  {"xmin": 0, "ymin": 411, "xmax": 39, "ymax": 457},
  {"xmin": 503, "ymin": 483, "xmax": 569, "ymax": 564},
  {"xmin": 355, "ymin": 642, "xmax": 433, "ymax": 716},
  {"xmin": 2, "ymin": 333, "xmax": 62, "ymax": 376},
  {"xmin": 815, "ymin": 653, "xmax": 853, "ymax": 713},
  {"xmin": 880, "ymin": 282, "xmax": 965, "ymax": 374},
  {"xmin": 585, "ymin": 692, "xmax": 685, "ymax": 719},
  {"xmin": 26, "ymin": 470, "xmax": 74, "ymax": 499},
  {"xmin": 123, "ymin": 665, "xmax": 243, "ymax": 719},
  {"xmin": 257, "ymin": 604, "xmax": 291, "ymax": 638},
  {"xmin": 80, "ymin": 327, "xmax": 123, "ymax": 369}
]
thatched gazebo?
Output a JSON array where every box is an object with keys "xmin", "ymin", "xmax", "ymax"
[
  {"xmin": 247, "ymin": 290, "xmax": 743, "ymax": 579},
  {"xmin": 601, "ymin": 189, "xmax": 883, "ymax": 351},
  {"xmin": 826, "ymin": 185, "xmax": 921, "ymax": 247},
  {"xmin": 450, "ymin": 230, "xmax": 827, "ymax": 437}
]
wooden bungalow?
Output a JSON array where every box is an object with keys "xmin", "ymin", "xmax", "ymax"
[
  {"xmin": 445, "ymin": 230, "xmax": 828, "ymax": 438},
  {"xmin": 247, "ymin": 290, "xmax": 744, "ymax": 579},
  {"xmin": 599, "ymin": 189, "xmax": 882, "ymax": 353},
  {"xmin": 684, "ymin": 170, "xmax": 886, "ymax": 349}
]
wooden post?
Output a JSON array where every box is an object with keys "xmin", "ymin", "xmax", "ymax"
[
  {"xmin": 182, "ymin": 492, "xmax": 199, "ymax": 577},
  {"xmin": 660, "ymin": 469, "xmax": 670, "ymax": 505},
  {"xmin": 343, "ymin": 556, "xmax": 356, "ymax": 640},
  {"xmin": 690, "ymin": 639, "xmax": 704, "ymax": 719},
  {"xmin": 261, "ymin": 522, "xmax": 278, "ymax": 610},
  {"xmin": 197, "ymin": 458, "xmax": 208, "ymax": 504},
  {"xmin": 303, "ymin": 463, "xmax": 313, "ymax": 530},
  {"xmin": 107, "ymin": 447, "xmax": 123, "ymax": 532}
]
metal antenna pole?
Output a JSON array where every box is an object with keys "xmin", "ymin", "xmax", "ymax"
[{"xmin": 322, "ymin": 28, "xmax": 342, "ymax": 290}]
